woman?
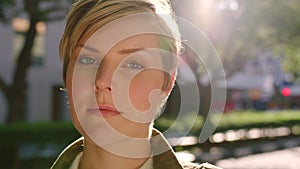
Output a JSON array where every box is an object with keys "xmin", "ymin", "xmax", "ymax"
[{"xmin": 51, "ymin": 0, "xmax": 221, "ymax": 168}]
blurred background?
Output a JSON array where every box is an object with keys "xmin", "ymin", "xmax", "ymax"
[{"xmin": 0, "ymin": 0, "xmax": 299, "ymax": 168}]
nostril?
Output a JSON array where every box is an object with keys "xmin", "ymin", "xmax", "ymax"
[{"xmin": 94, "ymin": 81, "xmax": 112, "ymax": 93}]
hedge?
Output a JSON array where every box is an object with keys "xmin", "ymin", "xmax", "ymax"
[
  {"xmin": 0, "ymin": 110, "xmax": 300, "ymax": 146},
  {"xmin": 0, "ymin": 121, "xmax": 80, "ymax": 146},
  {"xmin": 154, "ymin": 110, "xmax": 300, "ymax": 135},
  {"xmin": 215, "ymin": 110, "xmax": 300, "ymax": 132}
]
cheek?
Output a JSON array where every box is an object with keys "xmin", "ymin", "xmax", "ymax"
[
  {"xmin": 66, "ymin": 63, "xmax": 94, "ymax": 134},
  {"xmin": 67, "ymin": 63, "xmax": 96, "ymax": 102},
  {"xmin": 66, "ymin": 68, "xmax": 84, "ymax": 134},
  {"xmin": 66, "ymin": 64, "xmax": 81, "ymax": 129},
  {"xmin": 129, "ymin": 71, "xmax": 165, "ymax": 111}
]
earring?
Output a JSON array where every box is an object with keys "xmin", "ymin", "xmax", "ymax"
[{"xmin": 59, "ymin": 87, "xmax": 67, "ymax": 92}]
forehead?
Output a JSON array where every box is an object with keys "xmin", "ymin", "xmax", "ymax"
[{"xmin": 79, "ymin": 13, "xmax": 168, "ymax": 52}]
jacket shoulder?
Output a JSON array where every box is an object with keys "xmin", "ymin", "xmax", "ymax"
[
  {"xmin": 51, "ymin": 137, "xmax": 84, "ymax": 169},
  {"xmin": 182, "ymin": 162, "xmax": 223, "ymax": 169}
]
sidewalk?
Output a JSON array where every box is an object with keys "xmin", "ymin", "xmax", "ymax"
[{"xmin": 216, "ymin": 146, "xmax": 300, "ymax": 169}]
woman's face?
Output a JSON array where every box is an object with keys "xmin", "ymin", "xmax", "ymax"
[{"xmin": 65, "ymin": 15, "xmax": 174, "ymax": 153}]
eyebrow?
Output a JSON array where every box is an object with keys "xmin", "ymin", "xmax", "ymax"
[
  {"xmin": 118, "ymin": 48, "xmax": 146, "ymax": 54},
  {"xmin": 77, "ymin": 44, "xmax": 100, "ymax": 53},
  {"xmin": 77, "ymin": 44, "xmax": 146, "ymax": 55}
]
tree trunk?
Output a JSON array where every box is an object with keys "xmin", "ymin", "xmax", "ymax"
[
  {"xmin": 163, "ymin": 81, "xmax": 181, "ymax": 117},
  {"xmin": 6, "ymin": 18, "xmax": 37, "ymax": 123},
  {"xmin": 163, "ymin": 46, "xmax": 213, "ymax": 118},
  {"xmin": 7, "ymin": 88, "xmax": 27, "ymax": 123},
  {"xmin": 183, "ymin": 46, "xmax": 212, "ymax": 118}
]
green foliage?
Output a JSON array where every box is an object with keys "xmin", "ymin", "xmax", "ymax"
[
  {"xmin": 0, "ymin": 111, "xmax": 299, "ymax": 147},
  {"xmin": 0, "ymin": 121, "xmax": 80, "ymax": 147},
  {"xmin": 0, "ymin": 111, "xmax": 299, "ymax": 168},
  {"xmin": 238, "ymin": 0, "xmax": 300, "ymax": 78},
  {"xmin": 0, "ymin": 0, "xmax": 74, "ymax": 123},
  {"xmin": 0, "ymin": 0, "xmax": 74, "ymax": 23},
  {"xmin": 234, "ymin": 0, "xmax": 300, "ymax": 50},
  {"xmin": 0, "ymin": 0, "xmax": 16, "ymax": 23},
  {"xmin": 192, "ymin": 0, "xmax": 300, "ymax": 77},
  {"xmin": 215, "ymin": 110, "xmax": 300, "ymax": 132},
  {"xmin": 155, "ymin": 110, "xmax": 300, "ymax": 135},
  {"xmin": 243, "ymin": 0, "xmax": 300, "ymax": 80},
  {"xmin": 282, "ymin": 45, "xmax": 300, "ymax": 80},
  {"xmin": 154, "ymin": 114, "xmax": 204, "ymax": 136}
]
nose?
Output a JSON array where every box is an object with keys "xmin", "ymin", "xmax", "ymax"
[
  {"xmin": 95, "ymin": 80, "xmax": 111, "ymax": 93},
  {"xmin": 94, "ymin": 65, "xmax": 112, "ymax": 93}
]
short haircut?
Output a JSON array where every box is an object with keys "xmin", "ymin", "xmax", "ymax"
[{"xmin": 60, "ymin": 0, "xmax": 181, "ymax": 84}]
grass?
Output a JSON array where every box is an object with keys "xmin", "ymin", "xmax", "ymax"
[{"xmin": 0, "ymin": 110, "xmax": 299, "ymax": 168}]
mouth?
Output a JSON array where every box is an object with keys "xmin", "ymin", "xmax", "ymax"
[{"xmin": 87, "ymin": 105, "xmax": 121, "ymax": 117}]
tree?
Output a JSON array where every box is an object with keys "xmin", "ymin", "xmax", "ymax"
[
  {"xmin": 168, "ymin": 0, "xmax": 300, "ymax": 115},
  {"xmin": 0, "ymin": 0, "xmax": 72, "ymax": 123},
  {"xmin": 224, "ymin": 0, "xmax": 300, "ymax": 79},
  {"xmin": 282, "ymin": 45, "xmax": 300, "ymax": 80},
  {"xmin": 174, "ymin": 0, "xmax": 300, "ymax": 78}
]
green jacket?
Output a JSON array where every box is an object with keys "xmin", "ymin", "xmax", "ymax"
[{"xmin": 51, "ymin": 129, "xmax": 221, "ymax": 169}]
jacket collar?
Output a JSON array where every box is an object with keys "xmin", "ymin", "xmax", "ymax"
[
  {"xmin": 51, "ymin": 128, "xmax": 183, "ymax": 169},
  {"xmin": 151, "ymin": 128, "xmax": 183, "ymax": 169}
]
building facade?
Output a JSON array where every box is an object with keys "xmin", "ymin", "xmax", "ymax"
[{"xmin": 0, "ymin": 19, "xmax": 69, "ymax": 123}]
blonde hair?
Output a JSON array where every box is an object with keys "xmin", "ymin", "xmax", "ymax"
[{"xmin": 60, "ymin": 0, "xmax": 181, "ymax": 83}]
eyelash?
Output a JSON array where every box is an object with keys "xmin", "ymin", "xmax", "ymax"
[
  {"xmin": 77, "ymin": 55, "xmax": 145, "ymax": 69},
  {"xmin": 77, "ymin": 56, "xmax": 99, "ymax": 65},
  {"xmin": 124, "ymin": 62, "xmax": 145, "ymax": 69}
]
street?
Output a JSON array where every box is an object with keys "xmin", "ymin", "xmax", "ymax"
[{"xmin": 216, "ymin": 146, "xmax": 300, "ymax": 169}]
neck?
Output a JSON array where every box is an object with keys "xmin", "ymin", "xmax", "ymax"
[{"xmin": 79, "ymin": 137, "xmax": 152, "ymax": 169}]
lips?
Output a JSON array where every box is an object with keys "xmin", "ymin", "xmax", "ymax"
[{"xmin": 87, "ymin": 105, "xmax": 121, "ymax": 117}]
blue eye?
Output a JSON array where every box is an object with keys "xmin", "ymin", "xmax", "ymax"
[
  {"xmin": 125, "ymin": 62, "xmax": 144, "ymax": 69},
  {"xmin": 77, "ymin": 56, "xmax": 98, "ymax": 65}
]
